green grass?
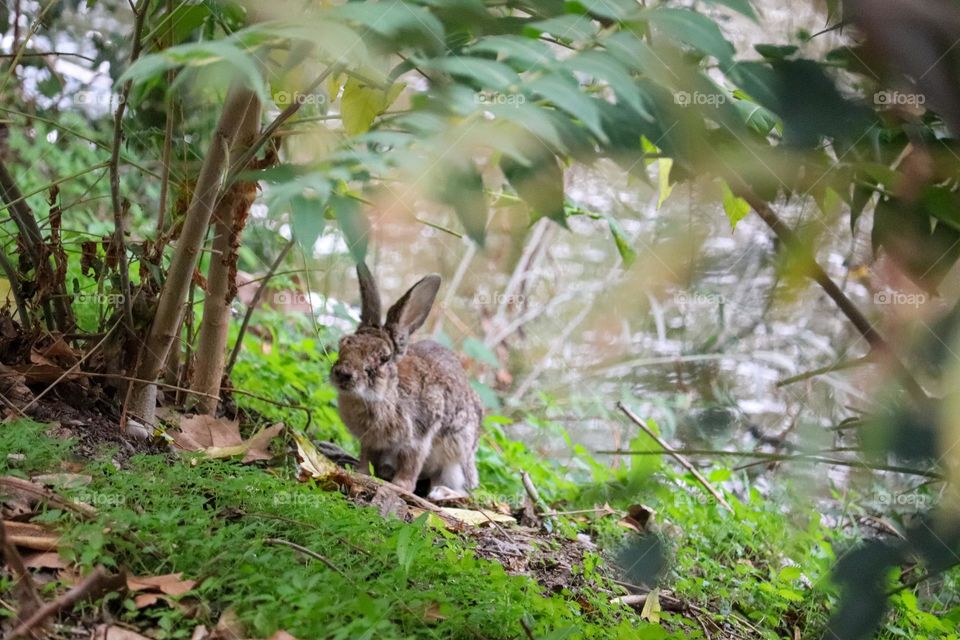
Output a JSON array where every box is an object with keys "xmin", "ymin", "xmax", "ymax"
[{"xmin": 1, "ymin": 421, "xmax": 674, "ymax": 640}]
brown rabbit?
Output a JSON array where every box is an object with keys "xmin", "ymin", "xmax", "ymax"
[{"xmin": 331, "ymin": 262, "xmax": 481, "ymax": 498}]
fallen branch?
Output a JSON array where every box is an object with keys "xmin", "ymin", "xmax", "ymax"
[
  {"xmin": 0, "ymin": 476, "xmax": 97, "ymax": 518},
  {"xmin": 616, "ymin": 402, "xmax": 734, "ymax": 513},
  {"xmin": 0, "ymin": 520, "xmax": 43, "ymax": 625},
  {"xmin": 8, "ymin": 566, "xmax": 126, "ymax": 639}
]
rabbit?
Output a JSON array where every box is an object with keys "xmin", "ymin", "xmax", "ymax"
[{"xmin": 331, "ymin": 262, "xmax": 482, "ymax": 499}]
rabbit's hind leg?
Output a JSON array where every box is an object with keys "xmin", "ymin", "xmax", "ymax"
[{"xmin": 427, "ymin": 462, "xmax": 467, "ymax": 500}]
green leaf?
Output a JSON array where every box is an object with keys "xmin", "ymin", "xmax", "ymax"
[
  {"xmin": 565, "ymin": 51, "xmax": 652, "ymax": 119},
  {"xmin": 778, "ymin": 565, "xmax": 803, "ymax": 581},
  {"xmin": 528, "ymin": 72, "xmax": 607, "ymax": 142},
  {"xmin": 644, "ymin": 8, "xmax": 735, "ymax": 66},
  {"xmin": 501, "ymin": 152, "xmax": 566, "ymax": 226},
  {"xmin": 605, "ymin": 215, "xmax": 636, "ymax": 266},
  {"xmin": 657, "ymin": 157, "xmax": 673, "ymax": 209},
  {"xmin": 291, "ymin": 195, "xmax": 327, "ymax": 251},
  {"xmin": 341, "ymin": 77, "xmax": 397, "ymax": 135},
  {"xmin": 330, "ymin": 194, "xmax": 368, "ymax": 264},
  {"xmin": 462, "ymin": 337, "xmax": 500, "ymax": 368},
  {"xmin": 436, "ymin": 162, "xmax": 488, "ymax": 246},
  {"xmin": 465, "ymin": 35, "xmax": 554, "ymax": 70},
  {"xmin": 720, "ymin": 181, "xmax": 750, "ymax": 229},
  {"xmin": 754, "ymin": 44, "xmax": 798, "ymax": 59},
  {"xmin": 428, "ymin": 56, "xmax": 521, "ymax": 90},
  {"xmin": 119, "ymin": 40, "xmax": 270, "ymax": 102},
  {"xmin": 566, "ymin": 0, "xmax": 640, "ymax": 21},
  {"xmin": 525, "ymin": 14, "xmax": 599, "ymax": 43},
  {"xmin": 330, "ymin": 2, "xmax": 444, "ymax": 54}
]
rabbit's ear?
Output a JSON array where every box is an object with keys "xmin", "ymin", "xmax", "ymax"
[
  {"xmin": 356, "ymin": 262, "xmax": 382, "ymax": 328},
  {"xmin": 385, "ymin": 274, "xmax": 441, "ymax": 352}
]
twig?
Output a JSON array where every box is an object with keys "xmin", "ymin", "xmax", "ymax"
[
  {"xmin": 776, "ymin": 355, "xmax": 873, "ymax": 387},
  {"xmin": 595, "ymin": 446, "xmax": 943, "ymax": 479},
  {"xmin": 0, "ymin": 51, "xmax": 96, "ymax": 62},
  {"xmin": 264, "ymin": 538, "xmax": 348, "ymax": 578},
  {"xmin": 0, "ymin": 520, "xmax": 43, "ymax": 624},
  {"xmin": 222, "ymin": 386, "xmax": 312, "ymax": 429},
  {"xmin": 8, "ymin": 566, "xmax": 126, "ymax": 639},
  {"xmin": 734, "ymin": 186, "xmax": 927, "ymax": 404},
  {"xmin": 519, "ymin": 617, "xmax": 537, "ymax": 640},
  {"xmin": 108, "ymin": 0, "xmax": 150, "ymax": 332},
  {"xmin": 223, "ymin": 237, "xmax": 295, "ymax": 378},
  {"xmin": 0, "ymin": 476, "xmax": 97, "ymax": 518},
  {"xmin": 520, "ymin": 471, "xmax": 554, "ymax": 522},
  {"xmin": 617, "ymin": 402, "xmax": 735, "ymax": 513}
]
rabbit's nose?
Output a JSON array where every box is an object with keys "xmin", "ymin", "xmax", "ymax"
[{"xmin": 332, "ymin": 366, "xmax": 355, "ymax": 387}]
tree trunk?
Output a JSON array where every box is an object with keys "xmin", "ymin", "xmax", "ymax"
[
  {"xmin": 189, "ymin": 97, "xmax": 261, "ymax": 414},
  {"xmin": 126, "ymin": 86, "xmax": 258, "ymax": 430}
]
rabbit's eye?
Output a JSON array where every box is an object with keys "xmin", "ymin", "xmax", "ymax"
[{"xmin": 379, "ymin": 353, "xmax": 390, "ymax": 364}]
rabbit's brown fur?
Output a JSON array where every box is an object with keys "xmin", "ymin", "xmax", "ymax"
[{"xmin": 331, "ymin": 264, "xmax": 481, "ymax": 497}]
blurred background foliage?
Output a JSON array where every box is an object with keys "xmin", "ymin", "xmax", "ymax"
[{"xmin": 3, "ymin": 0, "xmax": 960, "ymax": 637}]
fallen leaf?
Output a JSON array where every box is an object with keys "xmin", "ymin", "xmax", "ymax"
[
  {"xmin": 267, "ymin": 632, "xmax": 298, "ymax": 640},
  {"xmin": 92, "ymin": 625, "xmax": 153, "ymax": 640},
  {"xmin": 3, "ymin": 520, "xmax": 59, "ymax": 551},
  {"xmin": 240, "ymin": 423, "xmax": 285, "ymax": 463},
  {"xmin": 190, "ymin": 625, "xmax": 210, "ymax": 640},
  {"xmin": 133, "ymin": 592, "xmax": 168, "ymax": 609},
  {"xmin": 422, "ymin": 602, "xmax": 446, "ymax": 624},
  {"xmin": 169, "ymin": 416, "xmax": 284, "ymax": 463},
  {"xmin": 436, "ymin": 508, "xmax": 516, "ymax": 526},
  {"xmin": 128, "ymin": 572, "xmax": 197, "ymax": 596},
  {"xmin": 211, "ymin": 609, "xmax": 244, "ymax": 640},
  {"xmin": 640, "ymin": 587, "xmax": 661, "ymax": 623},
  {"xmin": 292, "ymin": 431, "xmax": 338, "ymax": 481},
  {"xmin": 22, "ymin": 551, "xmax": 68, "ymax": 569}
]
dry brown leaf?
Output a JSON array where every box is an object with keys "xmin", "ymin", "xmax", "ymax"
[
  {"xmin": 172, "ymin": 415, "xmax": 243, "ymax": 451},
  {"xmin": 190, "ymin": 625, "xmax": 210, "ymax": 640},
  {"xmin": 127, "ymin": 572, "xmax": 196, "ymax": 596},
  {"xmin": 92, "ymin": 624, "xmax": 153, "ymax": 640},
  {"xmin": 133, "ymin": 592, "xmax": 170, "ymax": 609},
  {"xmin": 22, "ymin": 551, "xmax": 68, "ymax": 569},
  {"xmin": 169, "ymin": 416, "xmax": 284, "ymax": 463},
  {"xmin": 422, "ymin": 602, "xmax": 446, "ymax": 624},
  {"xmin": 3, "ymin": 520, "xmax": 59, "ymax": 551},
  {"xmin": 211, "ymin": 609, "xmax": 244, "ymax": 640},
  {"xmin": 241, "ymin": 423, "xmax": 285, "ymax": 463},
  {"xmin": 267, "ymin": 632, "xmax": 298, "ymax": 640}
]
